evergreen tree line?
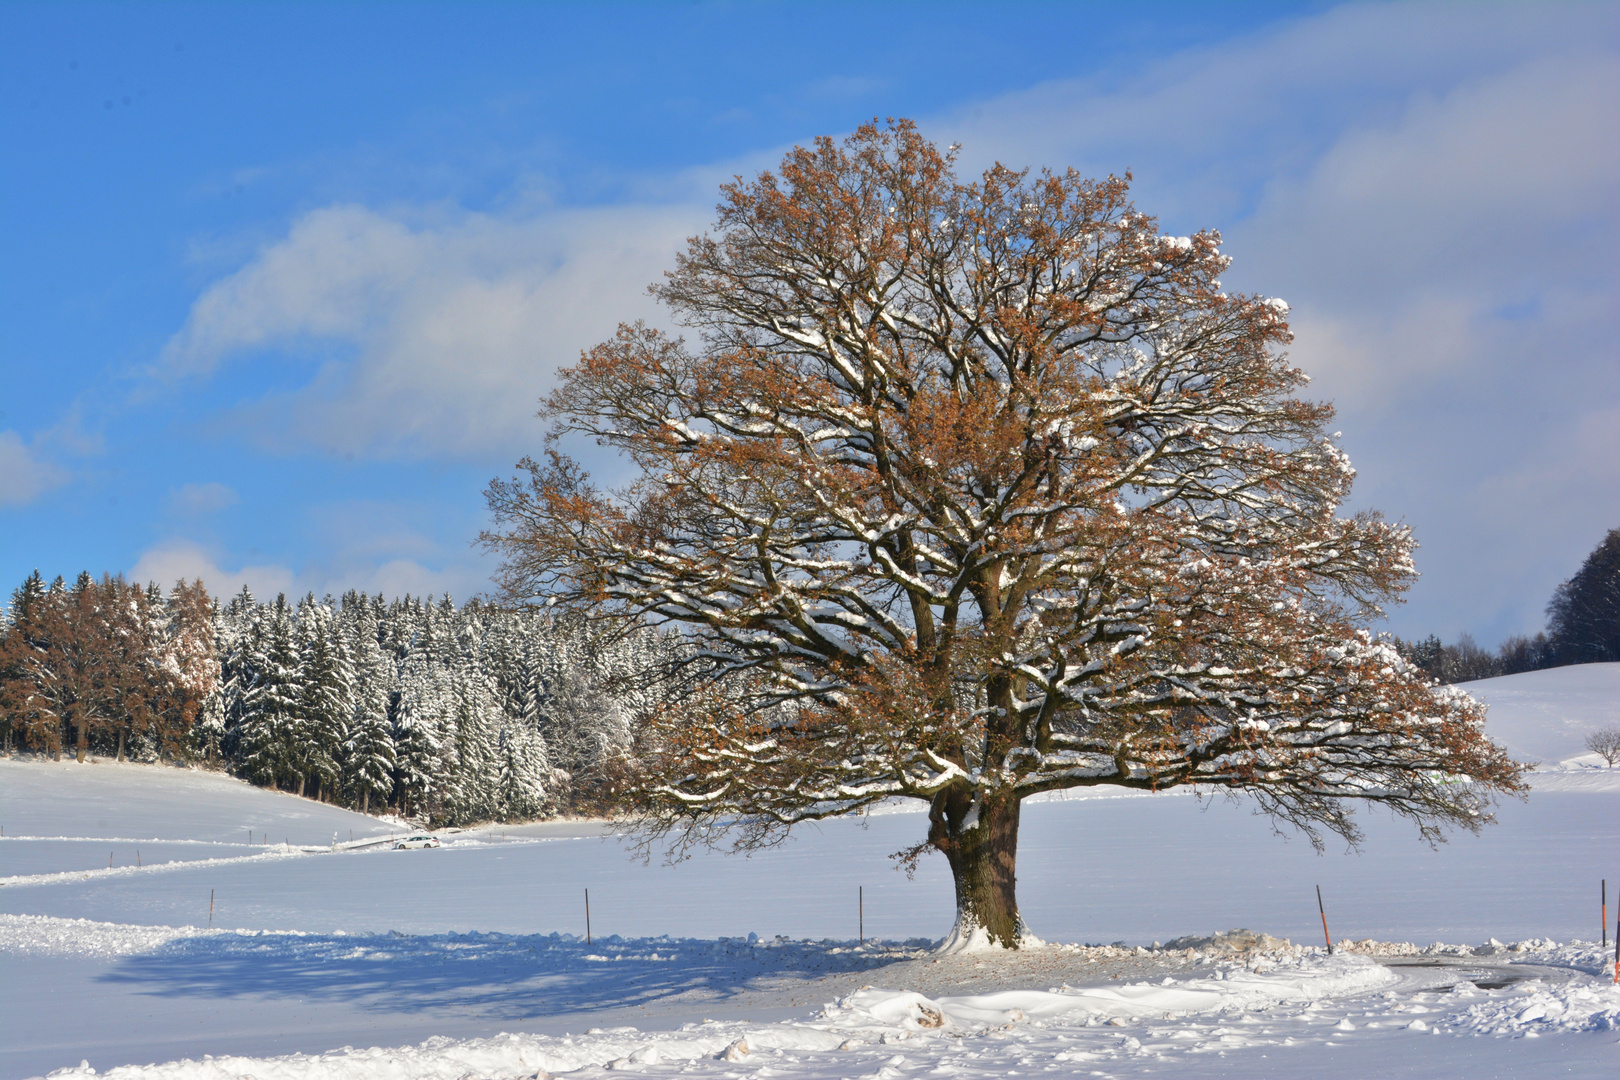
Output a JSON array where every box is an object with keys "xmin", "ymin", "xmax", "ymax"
[
  {"xmin": 1391, "ymin": 528, "xmax": 1620, "ymax": 684},
  {"xmin": 1, "ymin": 575, "xmax": 683, "ymax": 825}
]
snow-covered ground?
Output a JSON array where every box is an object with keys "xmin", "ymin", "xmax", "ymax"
[
  {"xmin": 1464, "ymin": 660, "xmax": 1620, "ymax": 771},
  {"xmin": 3, "ymin": 664, "xmax": 1618, "ymax": 1079}
]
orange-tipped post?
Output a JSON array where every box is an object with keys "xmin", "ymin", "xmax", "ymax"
[{"xmin": 1317, "ymin": 885, "xmax": 1333, "ymax": 955}]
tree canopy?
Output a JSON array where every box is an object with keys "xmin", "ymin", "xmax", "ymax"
[
  {"xmin": 1546, "ymin": 528, "xmax": 1620, "ymax": 666},
  {"xmin": 483, "ymin": 120, "xmax": 1526, "ymax": 949}
]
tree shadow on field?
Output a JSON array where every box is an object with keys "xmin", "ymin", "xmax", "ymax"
[{"xmin": 99, "ymin": 930, "xmax": 929, "ymax": 1022}]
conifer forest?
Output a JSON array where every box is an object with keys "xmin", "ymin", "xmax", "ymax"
[{"xmin": 0, "ymin": 571, "xmax": 675, "ymax": 825}]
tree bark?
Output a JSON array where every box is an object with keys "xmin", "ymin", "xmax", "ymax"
[{"xmin": 931, "ymin": 789, "xmax": 1024, "ymax": 948}]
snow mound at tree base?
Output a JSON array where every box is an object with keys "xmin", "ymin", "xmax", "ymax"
[{"xmin": 934, "ymin": 914, "xmax": 1045, "ymax": 953}]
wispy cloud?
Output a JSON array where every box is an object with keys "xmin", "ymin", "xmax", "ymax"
[
  {"xmin": 159, "ymin": 201, "xmax": 706, "ymax": 460},
  {"xmin": 167, "ymin": 481, "xmax": 241, "ymax": 516},
  {"xmin": 0, "ymin": 431, "xmax": 68, "ymax": 507}
]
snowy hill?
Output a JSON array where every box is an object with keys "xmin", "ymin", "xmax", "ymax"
[
  {"xmin": 1462, "ymin": 661, "xmax": 1620, "ymax": 767},
  {"xmin": 0, "ymin": 758, "xmax": 400, "ymax": 848},
  {"xmin": 2, "ymin": 663, "xmax": 1618, "ymax": 1079}
]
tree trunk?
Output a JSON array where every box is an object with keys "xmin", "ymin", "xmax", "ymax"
[
  {"xmin": 930, "ymin": 788, "xmax": 1025, "ymax": 949},
  {"xmin": 360, "ymin": 789, "xmax": 369, "ymax": 814},
  {"xmin": 116, "ymin": 730, "xmax": 126, "ymax": 763}
]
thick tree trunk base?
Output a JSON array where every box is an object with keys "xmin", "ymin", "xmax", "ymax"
[{"xmin": 932, "ymin": 789, "xmax": 1028, "ymax": 949}]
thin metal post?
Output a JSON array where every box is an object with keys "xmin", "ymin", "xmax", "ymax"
[
  {"xmin": 208, "ymin": 888, "xmax": 215, "ymax": 929},
  {"xmin": 585, "ymin": 888, "xmax": 592, "ymax": 945},
  {"xmin": 859, "ymin": 886, "xmax": 864, "ymax": 944}
]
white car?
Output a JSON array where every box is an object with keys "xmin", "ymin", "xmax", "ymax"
[{"xmin": 393, "ymin": 834, "xmax": 440, "ymax": 849}]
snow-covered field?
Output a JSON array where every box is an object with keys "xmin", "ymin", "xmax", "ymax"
[{"xmin": 3, "ymin": 664, "xmax": 1618, "ymax": 1079}]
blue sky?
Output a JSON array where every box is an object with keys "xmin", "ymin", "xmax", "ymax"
[{"xmin": 2, "ymin": 0, "xmax": 1616, "ymax": 648}]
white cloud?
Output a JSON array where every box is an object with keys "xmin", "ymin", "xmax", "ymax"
[
  {"xmin": 161, "ymin": 201, "xmax": 706, "ymax": 460},
  {"xmin": 167, "ymin": 481, "xmax": 241, "ymax": 516},
  {"xmin": 130, "ymin": 540, "xmax": 297, "ymax": 601},
  {"xmin": 131, "ymin": 498, "xmax": 498, "ymax": 604},
  {"xmin": 1226, "ymin": 47, "xmax": 1620, "ymax": 643},
  {"xmin": 928, "ymin": 1, "xmax": 1619, "ymax": 644},
  {"xmin": 938, "ymin": 2, "xmax": 1618, "ymax": 217},
  {"xmin": 0, "ymin": 430, "xmax": 68, "ymax": 507},
  {"xmin": 1237, "ymin": 52, "xmax": 1619, "ymax": 402},
  {"xmin": 129, "ymin": 536, "xmax": 492, "ymax": 605}
]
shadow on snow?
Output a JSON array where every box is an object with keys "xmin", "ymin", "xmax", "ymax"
[{"xmin": 98, "ymin": 930, "xmax": 932, "ymax": 1022}]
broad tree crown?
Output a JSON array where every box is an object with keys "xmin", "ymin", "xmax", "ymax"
[{"xmin": 484, "ymin": 120, "xmax": 1524, "ymax": 949}]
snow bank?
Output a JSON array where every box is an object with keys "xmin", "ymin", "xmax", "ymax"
[
  {"xmin": 1447, "ymin": 979, "xmax": 1620, "ymax": 1035},
  {"xmin": 830, "ymin": 951, "xmax": 1395, "ymax": 1030},
  {"xmin": 0, "ymin": 914, "xmax": 203, "ymax": 958},
  {"xmin": 1428, "ymin": 941, "xmax": 1620, "ymax": 1036}
]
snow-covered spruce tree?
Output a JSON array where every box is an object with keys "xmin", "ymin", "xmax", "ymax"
[
  {"xmin": 340, "ymin": 604, "xmax": 396, "ymax": 813},
  {"xmin": 234, "ymin": 597, "xmax": 303, "ymax": 790},
  {"xmin": 294, "ymin": 595, "xmax": 351, "ymax": 800},
  {"xmin": 443, "ymin": 664, "xmax": 503, "ymax": 824},
  {"xmin": 0, "ymin": 571, "xmax": 50, "ymax": 753},
  {"xmin": 392, "ymin": 614, "xmax": 453, "ymax": 820},
  {"xmin": 483, "ymin": 120, "xmax": 1527, "ymax": 950}
]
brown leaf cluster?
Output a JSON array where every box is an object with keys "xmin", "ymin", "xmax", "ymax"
[{"xmin": 1, "ymin": 575, "xmax": 216, "ymax": 761}]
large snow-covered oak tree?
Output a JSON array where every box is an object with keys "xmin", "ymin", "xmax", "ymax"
[{"xmin": 483, "ymin": 121, "xmax": 1526, "ymax": 949}]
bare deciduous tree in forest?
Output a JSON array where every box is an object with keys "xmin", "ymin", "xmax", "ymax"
[
  {"xmin": 483, "ymin": 121, "xmax": 1526, "ymax": 949},
  {"xmin": 0, "ymin": 574, "xmax": 214, "ymax": 762}
]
